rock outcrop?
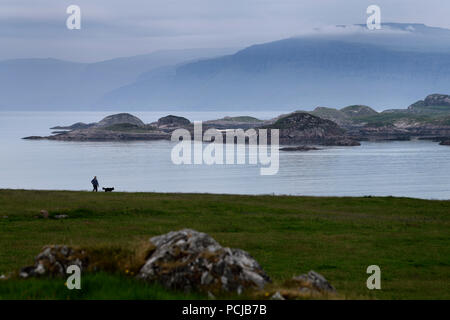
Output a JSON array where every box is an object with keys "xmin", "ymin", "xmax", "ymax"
[
  {"xmin": 156, "ymin": 115, "xmax": 191, "ymax": 128},
  {"xmin": 424, "ymin": 94, "xmax": 450, "ymax": 107},
  {"xmin": 138, "ymin": 229, "xmax": 271, "ymax": 293},
  {"xmin": 412, "ymin": 94, "xmax": 450, "ymax": 108},
  {"xmin": 264, "ymin": 112, "xmax": 360, "ymax": 146},
  {"xmin": 96, "ymin": 113, "xmax": 145, "ymax": 128}
]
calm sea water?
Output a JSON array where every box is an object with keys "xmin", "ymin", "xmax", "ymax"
[{"xmin": 0, "ymin": 111, "xmax": 449, "ymax": 199}]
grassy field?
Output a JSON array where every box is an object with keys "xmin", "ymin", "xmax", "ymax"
[
  {"xmin": 0, "ymin": 189, "xmax": 449, "ymax": 299},
  {"xmin": 0, "ymin": 272, "xmax": 203, "ymax": 300}
]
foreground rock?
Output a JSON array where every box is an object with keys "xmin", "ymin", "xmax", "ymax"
[
  {"xmin": 17, "ymin": 230, "xmax": 338, "ymax": 299},
  {"xmin": 19, "ymin": 246, "xmax": 88, "ymax": 278},
  {"xmin": 291, "ymin": 270, "xmax": 336, "ymax": 294},
  {"xmin": 138, "ymin": 229, "xmax": 271, "ymax": 293},
  {"xmin": 40, "ymin": 210, "xmax": 49, "ymax": 219},
  {"xmin": 19, "ymin": 229, "xmax": 271, "ymax": 295},
  {"xmin": 270, "ymin": 271, "xmax": 336, "ymax": 299}
]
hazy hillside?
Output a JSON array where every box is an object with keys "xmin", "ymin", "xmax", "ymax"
[
  {"xmin": 99, "ymin": 24, "xmax": 450, "ymax": 111},
  {"xmin": 0, "ymin": 48, "xmax": 238, "ymax": 110}
]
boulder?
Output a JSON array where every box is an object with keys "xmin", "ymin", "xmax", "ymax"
[
  {"xmin": 19, "ymin": 245, "xmax": 88, "ymax": 278},
  {"xmin": 40, "ymin": 210, "xmax": 49, "ymax": 219},
  {"xmin": 291, "ymin": 270, "xmax": 336, "ymax": 294},
  {"xmin": 137, "ymin": 229, "xmax": 271, "ymax": 294},
  {"xmin": 267, "ymin": 270, "xmax": 336, "ymax": 299},
  {"xmin": 440, "ymin": 140, "xmax": 450, "ymax": 146},
  {"xmin": 270, "ymin": 291, "xmax": 286, "ymax": 300}
]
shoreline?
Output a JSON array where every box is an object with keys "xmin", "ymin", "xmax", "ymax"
[{"xmin": 1, "ymin": 188, "xmax": 448, "ymax": 201}]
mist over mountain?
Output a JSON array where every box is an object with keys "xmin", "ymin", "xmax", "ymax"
[
  {"xmin": 99, "ymin": 23, "xmax": 450, "ymax": 111},
  {"xmin": 2, "ymin": 23, "xmax": 450, "ymax": 111}
]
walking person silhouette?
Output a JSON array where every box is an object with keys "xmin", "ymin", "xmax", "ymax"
[{"xmin": 91, "ymin": 176, "xmax": 99, "ymax": 192}]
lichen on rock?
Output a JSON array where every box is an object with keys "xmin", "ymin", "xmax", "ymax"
[
  {"xmin": 19, "ymin": 245, "xmax": 88, "ymax": 278},
  {"xmin": 137, "ymin": 229, "xmax": 271, "ymax": 294}
]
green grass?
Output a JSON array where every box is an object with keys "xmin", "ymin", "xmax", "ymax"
[
  {"xmin": 0, "ymin": 189, "xmax": 449, "ymax": 299},
  {"xmin": 0, "ymin": 272, "xmax": 203, "ymax": 300},
  {"xmin": 353, "ymin": 110, "xmax": 450, "ymax": 127},
  {"xmin": 409, "ymin": 105, "xmax": 450, "ymax": 114}
]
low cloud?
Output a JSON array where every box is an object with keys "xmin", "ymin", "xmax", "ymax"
[{"xmin": 1, "ymin": 0, "xmax": 449, "ymax": 62}]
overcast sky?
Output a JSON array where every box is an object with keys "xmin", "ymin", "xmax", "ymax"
[{"xmin": 1, "ymin": 0, "xmax": 449, "ymax": 62}]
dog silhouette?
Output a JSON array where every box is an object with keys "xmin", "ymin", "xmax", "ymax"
[{"xmin": 102, "ymin": 187, "xmax": 115, "ymax": 192}]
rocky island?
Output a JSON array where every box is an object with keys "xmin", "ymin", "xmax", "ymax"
[
  {"xmin": 263, "ymin": 112, "xmax": 360, "ymax": 146},
  {"xmin": 305, "ymin": 94, "xmax": 450, "ymax": 142},
  {"xmin": 23, "ymin": 93, "xmax": 450, "ymax": 147},
  {"xmin": 25, "ymin": 113, "xmax": 171, "ymax": 142},
  {"xmin": 23, "ymin": 112, "xmax": 359, "ymax": 146}
]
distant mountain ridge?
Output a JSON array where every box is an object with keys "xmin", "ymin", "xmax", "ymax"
[
  {"xmin": 2, "ymin": 23, "xmax": 450, "ymax": 111},
  {"xmin": 99, "ymin": 23, "xmax": 450, "ymax": 110}
]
